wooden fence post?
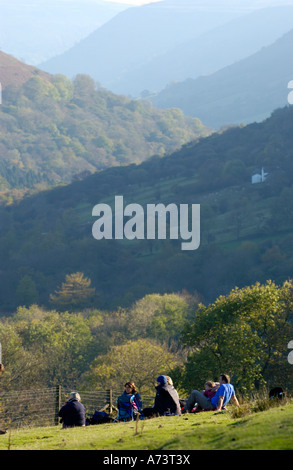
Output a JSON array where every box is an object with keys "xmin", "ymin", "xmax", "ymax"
[
  {"xmin": 55, "ymin": 385, "xmax": 61, "ymax": 426},
  {"xmin": 107, "ymin": 389, "xmax": 113, "ymax": 414}
]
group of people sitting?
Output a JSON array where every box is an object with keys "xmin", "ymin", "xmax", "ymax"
[{"xmin": 58, "ymin": 373, "xmax": 240, "ymax": 428}]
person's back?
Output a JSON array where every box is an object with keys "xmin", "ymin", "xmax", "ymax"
[
  {"xmin": 154, "ymin": 378, "xmax": 181, "ymax": 416},
  {"xmin": 59, "ymin": 392, "xmax": 85, "ymax": 428}
]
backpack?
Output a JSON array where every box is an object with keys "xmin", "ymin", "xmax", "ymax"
[
  {"xmin": 269, "ymin": 387, "xmax": 285, "ymax": 400},
  {"xmin": 87, "ymin": 410, "xmax": 112, "ymax": 425}
]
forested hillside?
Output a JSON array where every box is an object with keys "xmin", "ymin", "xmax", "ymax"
[
  {"xmin": 0, "ymin": 55, "xmax": 208, "ymax": 203},
  {"xmin": 151, "ymin": 27, "xmax": 293, "ymax": 128},
  {"xmin": 0, "ymin": 105, "xmax": 292, "ymax": 313}
]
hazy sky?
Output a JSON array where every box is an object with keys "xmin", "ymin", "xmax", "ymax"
[{"xmin": 105, "ymin": 0, "xmax": 160, "ymax": 5}]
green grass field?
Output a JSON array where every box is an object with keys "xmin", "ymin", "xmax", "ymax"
[{"xmin": 1, "ymin": 404, "xmax": 293, "ymax": 451}]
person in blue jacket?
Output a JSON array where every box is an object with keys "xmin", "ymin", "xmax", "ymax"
[
  {"xmin": 183, "ymin": 374, "xmax": 240, "ymax": 413},
  {"xmin": 116, "ymin": 381, "xmax": 143, "ymax": 421},
  {"xmin": 123, "ymin": 381, "xmax": 143, "ymax": 411},
  {"xmin": 58, "ymin": 391, "xmax": 86, "ymax": 428}
]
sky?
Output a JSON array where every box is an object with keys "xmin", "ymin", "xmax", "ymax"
[{"xmin": 105, "ymin": 0, "xmax": 160, "ymax": 5}]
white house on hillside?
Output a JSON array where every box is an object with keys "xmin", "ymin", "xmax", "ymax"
[{"xmin": 252, "ymin": 167, "xmax": 269, "ymax": 184}]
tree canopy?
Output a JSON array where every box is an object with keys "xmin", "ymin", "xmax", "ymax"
[
  {"xmin": 0, "ymin": 72, "xmax": 209, "ymax": 203},
  {"xmin": 49, "ymin": 272, "xmax": 96, "ymax": 312},
  {"xmin": 179, "ymin": 280, "xmax": 293, "ymax": 395}
]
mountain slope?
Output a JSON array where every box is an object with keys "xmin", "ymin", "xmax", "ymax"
[
  {"xmin": 0, "ymin": 52, "xmax": 209, "ymax": 200},
  {"xmin": 39, "ymin": 0, "xmax": 247, "ymax": 93},
  {"xmin": 0, "ymin": 50, "xmax": 51, "ymax": 88},
  {"xmin": 151, "ymin": 28, "xmax": 293, "ymax": 128},
  {"xmin": 40, "ymin": 3, "xmax": 293, "ymax": 97},
  {"xmin": 111, "ymin": 5, "xmax": 293, "ymax": 96},
  {"xmin": 0, "ymin": 0, "xmax": 129, "ymax": 65},
  {"xmin": 0, "ymin": 105, "xmax": 292, "ymax": 312}
]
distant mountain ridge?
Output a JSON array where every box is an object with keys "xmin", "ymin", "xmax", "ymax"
[
  {"xmin": 0, "ymin": 0, "xmax": 129, "ymax": 65},
  {"xmin": 39, "ymin": 0, "xmax": 247, "ymax": 92},
  {"xmin": 151, "ymin": 27, "xmax": 293, "ymax": 128},
  {"xmin": 40, "ymin": 3, "xmax": 293, "ymax": 97},
  {"xmin": 115, "ymin": 5, "xmax": 293, "ymax": 96}
]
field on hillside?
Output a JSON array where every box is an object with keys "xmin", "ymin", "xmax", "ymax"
[{"xmin": 1, "ymin": 404, "xmax": 293, "ymax": 451}]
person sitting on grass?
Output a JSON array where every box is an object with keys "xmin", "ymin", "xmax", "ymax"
[
  {"xmin": 58, "ymin": 391, "xmax": 86, "ymax": 429},
  {"xmin": 116, "ymin": 381, "xmax": 143, "ymax": 420},
  {"xmin": 193, "ymin": 380, "xmax": 220, "ymax": 412},
  {"xmin": 123, "ymin": 381, "xmax": 143, "ymax": 412},
  {"xmin": 203, "ymin": 381, "xmax": 219, "ymax": 399},
  {"xmin": 143, "ymin": 375, "xmax": 181, "ymax": 418},
  {"xmin": 183, "ymin": 374, "xmax": 240, "ymax": 413}
]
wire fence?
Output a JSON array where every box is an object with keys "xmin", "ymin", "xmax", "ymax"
[{"xmin": 0, "ymin": 387, "xmax": 155, "ymax": 430}]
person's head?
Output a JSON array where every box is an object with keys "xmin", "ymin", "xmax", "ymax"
[
  {"xmin": 156, "ymin": 375, "xmax": 168, "ymax": 386},
  {"xmin": 219, "ymin": 374, "xmax": 230, "ymax": 384},
  {"xmin": 166, "ymin": 376, "xmax": 173, "ymax": 386},
  {"xmin": 0, "ymin": 364, "xmax": 4, "ymax": 373},
  {"xmin": 68, "ymin": 391, "xmax": 81, "ymax": 402},
  {"xmin": 124, "ymin": 381, "xmax": 138, "ymax": 394},
  {"xmin": 204, "ymin": 381, "xmax": 215, "ymax": 390}
]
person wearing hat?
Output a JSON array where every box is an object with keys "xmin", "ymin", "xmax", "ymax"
[
  {"xmin": 142, "ymin": 375, "xmax": 181, "ymax": 418},
  {"xmin": 58, "ymin": 391, "xmax": 86, "ymax": 429}
]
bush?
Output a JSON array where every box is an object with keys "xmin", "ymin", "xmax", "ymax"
[{"xmin": 230, "ymin": 391, "xmax": 292, "ymax": 419}]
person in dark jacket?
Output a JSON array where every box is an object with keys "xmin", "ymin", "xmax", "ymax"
[
  {"xmin": 58, "ymin": 392, "xmax": 86, "ymax": 429},
  {"xmin": 142, "ymin": 375, "xmax": 181, "ymax": 418}
]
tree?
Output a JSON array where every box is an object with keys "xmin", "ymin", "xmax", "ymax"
[
  {"xmin": 127, "ymin": 293, "xmax": 195, "ymax": 345},
  {"xmin": 73, "ymin": 74, "xmax": 96, "ymax": 105},
  {"xmin": 10, "ymin": 305, "xmax": 94, "ymax": 388},
  {"xmin": 16, "ymin": 275, "xmax": 39, "ymax": 307},
  {"xmin": 0, "ymin": 319, "xmax": 45, "ymax": 391},
  {"xmin": 82, "ymin": 338, "xmax": 181, "ymax": 395},
  {"xmin": 181, "ymin": 281, "xmax": 293, "ymax": 395},
  {"xmin": 51, "ymin": 74, "xmax": 74, "ymax": 102},
  {"xmin": 49, "ymin": 272, "xmax": 96, "ymax": 312}
]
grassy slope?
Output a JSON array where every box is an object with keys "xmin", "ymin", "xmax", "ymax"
[{"xmin": 1, "ymin": 404, "xmax": 293, "ymax": 451}]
